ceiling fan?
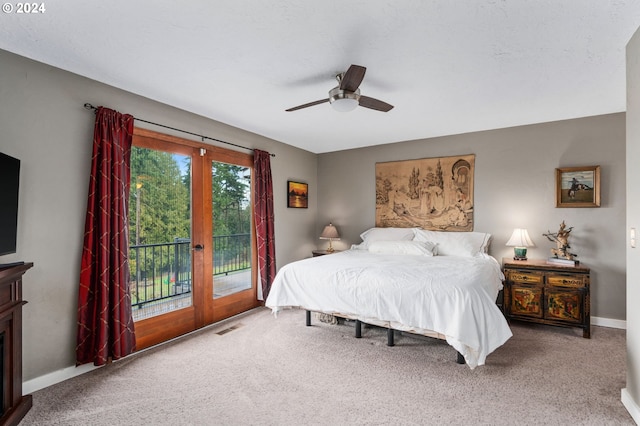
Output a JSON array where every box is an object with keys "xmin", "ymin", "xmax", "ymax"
[{"xmin": 285, "ymin": 64, "xmax": 394, "ymax": 113}]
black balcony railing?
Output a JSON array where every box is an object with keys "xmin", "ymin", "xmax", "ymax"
[{"xmin": 129, "ymin": 233, "xmax": 251, "ymax": 310}]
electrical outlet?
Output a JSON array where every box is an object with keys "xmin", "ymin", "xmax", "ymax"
[{"xmin": 631, "ymin": 227, "xmax": 636, "ymax": 248}]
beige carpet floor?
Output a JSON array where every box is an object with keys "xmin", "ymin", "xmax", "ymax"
[{"xmin": 20, "ymin": 307, "xmax": 632, "ymax": 425}]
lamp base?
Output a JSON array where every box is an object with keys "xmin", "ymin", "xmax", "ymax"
[
  {"xmin": 326, "ymin": 240, "xmax": 335, "ymax": 253},
  {"xmin": 513, "ymin": 247, "xmax": 528, "ymax": 261}
]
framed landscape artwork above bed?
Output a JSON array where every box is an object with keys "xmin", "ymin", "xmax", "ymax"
[{"xmin": 375, "ymin": 154, "xmax": 475, "ymax": 231}]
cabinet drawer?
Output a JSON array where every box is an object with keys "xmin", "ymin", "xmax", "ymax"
[
  {"xmin": 507, "ymin": 269, "xmax": 544, "ymax": 285},
  {"xmin": 546, "ymin": 273, "xmax": 586, "ymax": 288}
]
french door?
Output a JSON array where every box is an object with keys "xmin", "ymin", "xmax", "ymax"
[{"xmin": 130, "ymin": 128, "xmax": 258, "ymax": 350}]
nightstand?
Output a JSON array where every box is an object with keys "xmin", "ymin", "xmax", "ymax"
[
  {"xmin": 312, "ymin": 250, "xmax": 340, "ymax": 257},
  {"xmin": 502, "ymin": 258, "xmax": 590, "ymax": 338}
]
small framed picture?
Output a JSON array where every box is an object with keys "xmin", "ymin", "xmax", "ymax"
[
  {"xmin": 287, "ymin": 180, "xmax": 308, "ymax": 208},
  {"xmin": 556, "ymin": 166, "xmax": 601, "ymax": 208}
]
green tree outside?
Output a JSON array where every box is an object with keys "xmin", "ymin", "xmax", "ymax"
[
  {"xmin": 128, "ymin": 148, "xmax": 252, "ymax": 307},
  {"xmin": 129, "ymin": 147, "xmax": 191, "ymax": 245},
  {"xmin": 211, "ymin": 162, "xmax": 250, "ymax": 236}
]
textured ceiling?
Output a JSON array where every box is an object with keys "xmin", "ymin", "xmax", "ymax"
[{"xmin": 2, "ymin": 1, "xmax": 640, "ymax": 153}]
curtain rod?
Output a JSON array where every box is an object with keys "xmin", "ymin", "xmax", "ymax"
[{"xmin": 83, "ymin": 103, "xmax": 275, "ymax": 157}]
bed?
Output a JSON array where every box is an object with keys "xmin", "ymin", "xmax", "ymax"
[{"xmin": 265, "ymin": 227, "xmax": 513, "ymax": 369}]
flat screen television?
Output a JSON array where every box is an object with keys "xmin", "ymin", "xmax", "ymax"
[{"xmin": 0, "ymin": 153, "xmax": 20, "ymax": 256}]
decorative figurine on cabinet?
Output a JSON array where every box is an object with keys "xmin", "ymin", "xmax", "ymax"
[{"xmin": 543, "ymin": 221, "xmax": 577, "ymax": 260}]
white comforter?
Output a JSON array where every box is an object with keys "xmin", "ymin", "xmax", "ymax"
[{"xmin": 265, "ymin": 250, "xmax": 512, "ymax": 369}]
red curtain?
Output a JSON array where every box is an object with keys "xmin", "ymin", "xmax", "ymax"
[
  {"xmin": 76, "ymin": 107, "xmax": 136, "ymax": 366},
  {"xmin": 253, "ymin": 149, "xmax": 277, "ymax": 300}
]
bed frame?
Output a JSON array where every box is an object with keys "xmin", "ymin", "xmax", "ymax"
[{"xmin": 305, "ymin": 310, "xmax": 465, "ymax": 364}]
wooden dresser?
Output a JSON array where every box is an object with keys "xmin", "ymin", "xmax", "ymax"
[
  {"xmin": 502, "ymin": 258, "xmax": 590, "ymax": 338},
  {"xmin": 0, "ymin": 262, "xmax": 33, "ymax": 425},
  {"xmin": 311, "ymin": 250, "xmax": 341, "ymax": 257}
]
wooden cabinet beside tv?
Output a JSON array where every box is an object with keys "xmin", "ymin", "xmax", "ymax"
[
  {"xmin": 502, "ymin": 258, "xmax": 590, "ymax": 338},
  {"xmin": 0, "ymin": 262, "xmax": 33, "ymax": 425}
]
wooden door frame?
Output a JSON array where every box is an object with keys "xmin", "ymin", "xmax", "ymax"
[
  {"xmin": 132, "ymin": 129, "xmax": 198, "ymax": 350},
  {"xmin": 131, "ymin": 128, "xmax": 259, "ymax": 350},
  {"xmin": 202, "ymin": 149, "xmax": 259, "ymax": 324}
]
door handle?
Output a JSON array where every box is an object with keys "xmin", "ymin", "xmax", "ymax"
[{"xmin": 193, "ymin": 244, "xmax": 204, "ymax": 251}]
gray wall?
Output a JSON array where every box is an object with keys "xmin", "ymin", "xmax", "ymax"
[
  {"xmin": 624, "ymin": 25, "xmax": 640, "ymax": 417},
  {"xmin": 318, "ymin": 113, "xmax": 626, "ymax": 321},
  {"xmin": 0, "ymin": 49, "xmax": 318, "ymax": 381},
  {"xmin": 0, "ymin": 46, "xmax": 629, "ymax": 387}
]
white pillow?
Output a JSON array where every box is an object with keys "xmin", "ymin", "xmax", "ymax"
[
  {"xmin": 413, "ymin": 229, "xmax": 491, "ymax": 257},
  {"xmin": 359, "ymin": 227, "xmax": 418, "ymax": 247},
  {"xmin": 368, "ymin": 240, "xmax": 436, "ymax": 256}
]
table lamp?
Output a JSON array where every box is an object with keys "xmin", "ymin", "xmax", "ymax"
[
  {"xmin": 506, "ymin": 228, "xmax": 534, "ymax": 260},
  {"xmin": 320, "ymin": 223, "xmax": 340, "ymax": 253}
]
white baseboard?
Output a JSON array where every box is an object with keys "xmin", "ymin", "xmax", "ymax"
[
  {"xmin": 23, "ymin": 363, "xmax": 100, "ymax": 394},
  {"xmin": 22, "ymin": 312, "xmax": 626, "ymax": 395},
  {"xmin": 622, "ymin": 388, "xmax": 640, "ymax": 423},
  {"xmin": 592, "ymin": 316, "xmax": 626, "ymax": 329}
]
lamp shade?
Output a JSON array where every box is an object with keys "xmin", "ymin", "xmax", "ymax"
[
  {"xmin": 320, "ymin": 223, "xmax": 340, "ymax": 240},
  {"xmin": 506, "ymin": 228, "xmax": 534, "ymax": 261},
  {"xmin": 506, "ymin": 228, "xmax": 534, "ymax": 247}
]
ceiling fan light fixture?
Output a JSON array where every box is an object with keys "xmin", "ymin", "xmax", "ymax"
[
  {"xmin": 329, "ymin": 87, "xmax": 360, "ymax": 112},
  {"xmin": 331, "ymin": 97, "xmax": 359, "ymax": 112},
  {"xmin": 285, "ymin": 65, "xmax": 393, "ymax": 113}
]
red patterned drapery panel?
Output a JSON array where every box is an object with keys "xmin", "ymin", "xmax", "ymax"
[
  {"xmin": 253, "ymin": 149, "xmax": 276, "ymax": 300},
  {"xmin": 76, "ymin": 107, "xmax": 136, "ymax": 366}
]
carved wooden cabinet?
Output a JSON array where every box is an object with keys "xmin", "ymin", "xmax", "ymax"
[
  {"xmin": 502, "ymin": 258, "xmax": 590, "ymax": 338},
  {"xmin": 0, "ymin": 262, "xmax": 33, "ymax": 425}
]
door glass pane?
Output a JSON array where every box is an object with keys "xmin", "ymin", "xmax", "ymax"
[
  {"xmin": 129, "ymin": 147, "xmax": 192, "ymax": 320},
  {"xmin": 211, "ymin": 161, "xmax": 252, "ymax": 299}
]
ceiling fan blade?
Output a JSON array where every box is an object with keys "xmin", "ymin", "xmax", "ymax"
[
  {"xmin": 340, "ymin": 65, "xmax": 366, "ymax": 92},
  {"xmin": 285, "ymin": 98, "xmax": 330, "ymax": 112},
  {"xmin": 359, "ymin": 96, "xmax": 394, "ymax": 112}
]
